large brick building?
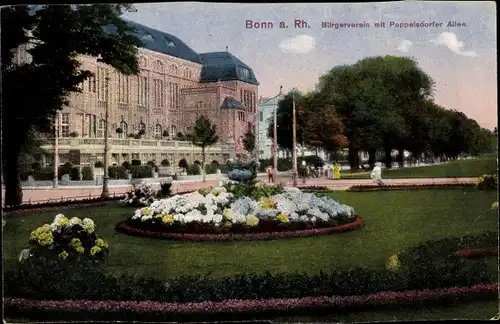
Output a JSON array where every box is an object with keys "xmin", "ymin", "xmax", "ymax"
[{"xmin": 36, "ymin": 20, "xmax": 259, "ymax": 166}]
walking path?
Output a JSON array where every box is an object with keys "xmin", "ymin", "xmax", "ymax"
[{"xmin": 2, "ymin": 176, "xmax": 478, "ymax": 206}]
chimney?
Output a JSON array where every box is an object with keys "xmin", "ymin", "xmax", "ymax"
[
  {"xmin": 279, "ymin": 86, "xmax": 283, "ymax": 94},
  {"xmin": 225, "ymin": 46, "xmax": 228, "ymax": 51}
]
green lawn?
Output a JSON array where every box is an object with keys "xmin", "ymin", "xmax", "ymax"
[
  {"xmin": 3, "ymin": 189, "xmax": 497, "ymax": 280},
  {"xmin": 340, "ymin": 156, "xmax": 497, "ymax": 179}
]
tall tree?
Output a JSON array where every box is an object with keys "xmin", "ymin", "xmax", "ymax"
[
  {"xmin": 2, "ymin": 4, "xmax": 141, "ymax": 206},
  {"xmin": 190, "ymin": 115, "xmax": 219, "ymax": 182},
  {"xmin": 242, "ymin": 124, "xmax": 256, "ymax": 156}
]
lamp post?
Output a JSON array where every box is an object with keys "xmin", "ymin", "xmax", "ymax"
[
  {"xmin": 101, "ymin": 76, "xmax": 110, "ymax": 198},
  {"xmin": 292, "ymin": 88, "xmax": 298, "ymax": 187},
  {"xmin": 52, "ymin": 111, "xmax": 62, "ymax": 188}
]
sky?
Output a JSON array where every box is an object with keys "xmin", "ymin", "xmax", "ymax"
[{"xmin": 123, "ymin": 1, "xmax": 497, "ymax": 130}]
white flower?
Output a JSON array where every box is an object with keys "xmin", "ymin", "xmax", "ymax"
[
  {"xmin": 141, "ymin": 215, "xmax": 153, "ymax": 222},
  {"xmin": 69, "ymin": 217, "xmax": 82, "ymax": 226},
  {"xmin": 82, "ymin": 218, "xmax": 95, "ymax": 232},
  {"xmin": 49, "ymin": 223, "xmax": 59, "ymax": 232}
]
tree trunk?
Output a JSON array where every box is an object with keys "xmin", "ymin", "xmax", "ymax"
[
  {"xmin": 3, "ymin": 143, "xmax": 23, "ymax": 206},
  {"xmin": 201, "ymin": 146, "xmax": 206, "ymax": 182},
  {"xmin": 384, "ymin": 148, "xmax": 393, "ymax": 169},
  {"xmin": 397, "ymin": 148, "xmax": 405, "ymax": 168},
  {"xmin": 348, "ymin": 143, "xmax": 359, "ymax": 171},
  {"xmin": 368, "ymin": 149, "xmax": 377, "ymax": 169}
]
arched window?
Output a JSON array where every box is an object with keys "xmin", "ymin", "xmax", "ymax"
[
  {"xmin": 155, "ymin": 124, "xmax": 162, "ymax": 138},
  {"xmin": 97, "ymin": 119, "xmax": 105, "ymax": 138},
  {"xmin": 119, "ymin": 121, "xmax": 127, "ymax": 138},
  {"xmin": 156, "ymin": 60, "xmax": 164, "ymax": 73},
  {"xmin": 170, "ymin": 64, "xmax": 178, "ymax": 76}
]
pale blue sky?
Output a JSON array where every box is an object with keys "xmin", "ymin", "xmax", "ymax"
[{"xmin": 123, "ymin": 1, "xmax": 497, "ymax": 129}]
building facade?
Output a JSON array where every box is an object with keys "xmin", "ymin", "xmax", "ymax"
[
  {"xmin": 257, "ymin": 94, "xmax": 284, "ymax": 159},
  {"xmin": 29, "ymin": 20, "xmax": 259, "ymax": 167}
]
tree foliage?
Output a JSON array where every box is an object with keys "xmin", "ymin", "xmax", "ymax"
[
  {"xmin": 243, "ymin": 124, "xmax": 256, "ymax": 155},
  {"xmin": 1, "ymin": 4, "xmax": 141, "ymax": 205},
  {"xmin": 190, "ymin": 115, "xmax": 219, "ymax": 182}
]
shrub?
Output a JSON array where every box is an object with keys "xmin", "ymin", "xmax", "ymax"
[
  {"xmin": 477, "ymin": 174, "xmax": 497, "ymax": 190},
  {"xmin": 131, "ymin": 165, "xmax": 153, "ymax": 179},
  {"xmin": 19, "ymin": 214, "xmax": 109, "ymax": 263},
  {"xmin": 131, "ymin": 159, "xmax": 142, "ymax": 166},
  {"xmin": 81, "ymin": 166, "xmax": 93, "ymax": 181},
  {"xmin": 69, "ymin": 167, "xmax": 80, "ymax": 181},
  {"xmin": 187, "ymin": 164, "xmax": 200, "ymax": 175},
  {"xmin": 178, "ymin": 158, "xmax": 188, "ymax": 170},
  {"xmin": 194, "ymin": 160, "xmax": 201, "ymax": 165},
  {"xmin": 108, "ymin": 166, "xmax": 128, "ymax": 179},
  {"xmin": 33, "ymin": 167, "xmax": 54, "ymax": 181},
  {"xmin": 205, "ymin": 162, "xmax": 218, "ymax": 174},
  {"xmin": 122, "ymin": 182, "xmax": 156, "ymax": 206},
  {"xmin": 32, "ymin": 161, "xmax": 42, "ymax": 170},
  {"xmin": 161, "ymin": 159, "xmax": 170, "ymax": 167},
  {"xmin": 157, "ymin": 182, "xmax": 172, "ymax": 198},
  {"xmin": 94, "ymin": 161, "xmax": 104, "ymax": 168},
  {"xmin": 162, "ymin": 130, "xmax": 169, "ymax": 137},
  {"xmin": 122, "ymin": 161, "xmax": 131, "ymax": 170},
  {"xmin": 58, "ymin": 162, "xmax": 73, "ymax": 180}
]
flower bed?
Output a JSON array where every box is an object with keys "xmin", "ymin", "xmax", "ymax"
[
  {"xmin": 347, "ymin": 183, "xmax": 477, "ymax": 191},
  {"xmin": 118, "ymin": 186, "xmax": 360, "ymax": 241},
  {"xmin": 454, "ymin": 247, "xmax": 499, "ymax": 258},
  {"xmin": 4, "ymin": 283, "xmax": 497, "ymax": 321}
]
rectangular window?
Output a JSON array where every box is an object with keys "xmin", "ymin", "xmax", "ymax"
[
  {"xmin": 96, "ymin": 67, "xmax": 109, "ymax": 101},
  {"xmin": 238, "ymin": 111, "xmax": 245, "ymax": 122},
  {"xmin": 137, "ymin": 75, "xmax": 148, "ymax": 106},
  {"xmin": 239, "ymin": 67, "xmax": 250, "ymax": 79},
  {"xmin": 61, "ymin": 113, "xmax": 70, "ymax": 137},
  {"xmin": 175, "ymin": 83, "xmax": 179, "ymax": 109},
  {"xmin": 118, "ymin": 74, "xmax": 129, "ymax": 103},
  {"xmin": 259, "ymin": 111, "xmax": 263, "ymax": 122},
  {"xmin": 153, "ymin": 79, "xmax": 165, "ymax": 107},
  {"xmin": 87, "ymin": 76, "xmax": 96, "ymax": 93}
]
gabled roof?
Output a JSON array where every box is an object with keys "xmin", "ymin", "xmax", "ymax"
[
  {"xmin": 220, "ymin": 97, "xmax": 245, "ymax": 110},
  {"xmin": 198, "ymin": 52, "xmax": 259, "ymax": 85}
]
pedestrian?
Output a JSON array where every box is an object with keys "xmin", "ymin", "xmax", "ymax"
[
  {"xmin": 370, "ymin": 162, "xmax": 384, "ymax": 185},
  {"xmin": 267, "ymin": 166, "xmax": 273, "ymax": 183}
]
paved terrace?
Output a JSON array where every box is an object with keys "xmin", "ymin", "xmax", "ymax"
[{"xmin": 2, "ymin": 175, "xmax": 478, "ymax": 206}]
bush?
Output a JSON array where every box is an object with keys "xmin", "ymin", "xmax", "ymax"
[
  {"xmin": 258, "ymin": 158, "xmax": 293, "ymax": 172},
  {"xmin": 69, "ymin": 167, "xmax": 80, "ymax": 181},
  {"xmin": 131, "ymin": 159, "xmax": 142, "ymax": 166},
  {"xmin": 205, "ymin": 162, "xmax": 218, "ymax": 174},
  {"xmin": 131, "ymin": 165, "xmax": 153, "ymax": 179},
  {"xmin": 161, "ymin": 159, "xmax": 170, "ymax": 167},
  {"xmin": 122, "ymin": 182, "xmax": 156, "ymax": 207},
  {"xmin": 477, "ymin": 174, "xmax": 497, "ymax": 190},
  {"xmin": 157, "ymin": 182, "xmax": 172, "ymax": 198},
  {"xmin": 186, "ymin": 164, "xmax": 200, "ymax": 175},
  {"xmin": 194, "ymin": 160, "xmax": 200, "ymax": 165},
  {"xmin": 122, "ymin": 161, "xmax": 131, "ymax": 170},
  {"xmin": 33, "ymin": 167, "xmax": 54, "ymax": 181},
  {"xmin": 108, "ymin": 166, "xmax": 128, "ymax": 179},
  {"xmin": 81, "ymin": 166, "xmax": 93, "ymax": 181},
  {"xmin": 178, "ymin": 158, "xmax": 188, "ymax": 170},
  {"xmin": 94, "ymin": 161, "xmax": 104, "ymax": 168}
]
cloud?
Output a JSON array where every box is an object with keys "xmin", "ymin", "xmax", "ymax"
[
  {"xmin": 430, "ymin": 32, "xmax": 478, "ymax": 57},
  {"xmin": 397, "ymin": 40, "xmax": 413, "ymax": 53},
  {"xmin": 278, "ymin": 35, "xmax": 316, "ymax": 54}
]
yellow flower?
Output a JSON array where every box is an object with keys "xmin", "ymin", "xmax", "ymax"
[
  {"xmin": 76, "ymin": 246, "xmax": 85, "ymax": 254},
  {"xmin": 71, "ymin": 238, "xmax": 82, "ymax": 248},
  {"xmin": 276, "ymin": 214, "xmax": 289, "ymax": 223},
  {"xmin": 90, "ymin": 246, "xmax": 102, "ymax": 256},
  {"xmin": 142, "ymin": 208, "xmax": 152, "ymax": 216},
  {"xmin": 154, "ymin": 213, "xmax": 163, "ymax": 219},
  {"xmin": 491, "ymin": 201, "xmax": 499, "ymax": 210},
  {"xmin": 162, "ymin": 215, "xmax": 174, "ymax": 225},
  {"xmin": 223, "ymin": 209, "xmax": 233, "ymax": 221},
  {"xmin": 386, "ymin": 254, "xmax": 401, "ymax": 270},
  {"xmin": 259, "ymin": 197, "xmax": 275, "ymax": 210},
  {"xmin": 245, "ymin": 215, "xmax": 260, "ymax": 227},
  {"xmin": 198, "ymin": 188, "xmax": 210, "ymax": 196},
  {"xmin": 30, "ymin": 225, "xmax": 54, "ymax": 247},
  {"xmin": 58, "ymin": 250, "xmax": 69, "ymax": 259},
  {"xmin": 95, "ymin": 238, "xmax": 108, "ymax": 249},
  {"xmin": 223, "ymin": 220, "xmax": 232, "ymax": 228}
]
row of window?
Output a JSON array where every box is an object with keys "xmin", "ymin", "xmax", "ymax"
[
  {"xmin": 142, "ymin": 57, "xmax": 194, "ymax": 79},
  {"xmin": 240, "ymin": 89, "xmax": 257, "ymax": 113},
  {"xmin": 86, "ymin": 71, "xmax": 181, "ymax": 109}
]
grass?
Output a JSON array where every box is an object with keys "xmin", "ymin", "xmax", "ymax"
[
  {"xmin": 339, "ymin": 156, "xmax": 497, "ymax": 179},
  {"xmin": 3, "ymin": 189, "xmax": 497, "ymax": 280}
]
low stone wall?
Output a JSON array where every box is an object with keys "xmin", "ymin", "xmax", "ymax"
[{"xmin": 20, "ymin": 177, "xmax": 174, "ymax": 188}]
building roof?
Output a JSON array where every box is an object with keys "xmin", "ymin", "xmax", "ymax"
[
  {"xmin": 198, "ymin": 52, "xmax": 259, "ymax": 85},
  {"xmin": 220, "ymin": 97, "xmax": 246, "ymax": 110},
  {"xmin": 259, "ymin": 93, "xmax": 285, "ymax": 106},
  {"xmin": 111, "ymin": 20, "xmax": 202, "ymax": 64}
]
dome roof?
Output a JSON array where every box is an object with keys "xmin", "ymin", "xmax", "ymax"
[{"xmin": 198, "ymin": 52, "xmax": 259, "ymax": 85}]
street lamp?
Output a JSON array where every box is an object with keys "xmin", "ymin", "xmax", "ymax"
[
  {"xmin": 52, "ymin": 111, "xmax": 62, "ymax": 188},
  {"xmin": 272, "ymin": 86, "xmax": 281, "ymax": 184},
  {"xmin": 101, "ymin": 76, "xmax": 110, "ymax": 198},
  {"xmin": 301, "ymin": 160, "xmax": 306, "ymax": 184},
  {"xmin": 292, "ymin": 88, "xmax": 298, "ymax": 187}
]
